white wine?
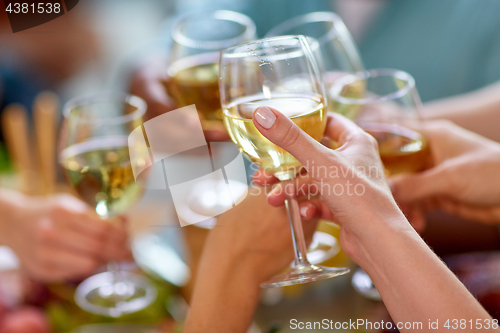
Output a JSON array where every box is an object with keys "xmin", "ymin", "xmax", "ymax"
[
  {"xmin": 362, "ymin": 123, "xmax": 430, "ymax": 176},
  {"xmin": 165, "ymin": 53, "xmax": 221, "ymax": 128},
  {"xmin": 61, "ymin": 137, "xmax": 143, "ymax": 217},
  {"xmin": 223, "ymin": 95, "xmax": 326, "ymax": 180}
]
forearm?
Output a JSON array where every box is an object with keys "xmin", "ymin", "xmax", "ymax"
[
  {"xmin": 422, "ymin": 82, "xmax": 500, "ymax": 142},
  {"xmin": 184, "ymin": 251, "xmax": 261, "ymax": 333},
  {"xmin": 358, "ymin": 215, "xmax": 492, "ymax": 332}
]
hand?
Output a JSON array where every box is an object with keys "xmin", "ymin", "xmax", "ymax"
[
  {"xmin": 251, "ymin": 108, "xmax": 408, "ymax": 263},
  {"xmin": 129, "ymin": 56, "xmax": 177, "ymax": 122},
  {"xmin": 0, "ymin": 192, "xmax": 131, "ymax": 282},
  {"xmin": 0, "ymin": 307, "xmax": 50, "ymax": 333},
  {"xmin": 188, "ymin": 110, "xmax": 493, "ymax": 332},
  {"xmin": 129, "ymin": 56, "xmax": 229, "ymax": 141},
  {"xmin": 253, "ymin": 170, "xmax": 427, "ymax": 233},
  {"xmin": 388, "ymin": 120, "xmax": 500, "ymax": 224},
  {"xmin": 185, "ymin": 190, "xmax": 317, "ymax": 333}
]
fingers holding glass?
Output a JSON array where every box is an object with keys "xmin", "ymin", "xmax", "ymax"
[
  {"xmin": 220, "ymin": 36, "xmax": 350, "ymax": 287},
  {"xmin": 59, "ymin": 93, "xmax": 156, "ymax": 317}
]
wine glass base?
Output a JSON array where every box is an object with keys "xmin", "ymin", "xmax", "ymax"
[
  {"xmin": 260, "ymin": 264, "xmax": 349, "ymax": 288},
  {"xmin": 75, "ymin": 271, "xmax": 157, "ymax": 317},
  {"xmin": 351, "ymin": 268, "xmax": 382, "ymax": 301}
]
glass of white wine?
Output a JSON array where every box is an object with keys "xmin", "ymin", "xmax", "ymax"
[
  {"xmin": 266, "ymin": 12, "xmax": 365, "ymax": 267},
  {"xmin": 165, "ymin": 10, "xmax": 256, "ymax": 132},
  {"xmin": 60, "ymin": 93, "xmax": 156, "ymax": 317},
  {"xmin": 164, "ymin": 10, "xmax": 256, "ymax": 227},
  {"xmin": 330, "ymin": 69, "xmax": 430, "ymax": 300},
  {"xmin": 220, "ymin": 36, "xmax": 350, "ymax": 288},
  {"xmin": 265, "ymin": 11, "xmax": 364, "ymax": 118}
]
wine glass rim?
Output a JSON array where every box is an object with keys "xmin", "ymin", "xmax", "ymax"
[
  {"xmin": 221, "ymin": 35, "xmax": 309, "ymax": 58},
  {"xmin": 172, "ymin": 10, "xmax": 256, "ymax": 50},
  {"xmin": 63, "ymin": 92, "xmax": 147, "ymax": 125},
  {"xmin": 265, "ymin": 11, "xmax": 343, "ymax": 47},
  {"xmin": 329, "ymin": 69, "xmax": 416, "ymax": 104},
  {"xmin": 222, "ymin": 93, "xmax": 324, "ymax": 121}
]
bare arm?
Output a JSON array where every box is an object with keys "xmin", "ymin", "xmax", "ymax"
[
  {"xmin": 422, "ymin": 82, "xmax": 500, "ymax": 142},
  {"xmin": 184, "ymin": 189, "xmax": 318, "ymax": 333},
  {"xmin": 253, "ymin": 111, "xmax": 493, "ymax": 332},
  {"xmin": 186, "ymin": 112, "xmax": 494, "ymax": 332}
]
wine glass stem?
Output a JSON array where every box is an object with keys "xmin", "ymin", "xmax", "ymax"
[
  {"xmin": 283, "ymin": 179, "xmax": 310, "ymax": 267},
  {"xmin": 98, "ymin": 215, "xmax": 121, "ymax": 283}
]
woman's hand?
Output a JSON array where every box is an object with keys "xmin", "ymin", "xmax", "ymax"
[
  {"xmin": 251, "ymin": 108, "xmax": 407, "ymax": 263},
  {"xmin": 0, "ymin": 191, "xmax": 131, "ymax": 282},
  {"xmin": 129, "ymin": 56, "xmax": 177, "ymax": 122},
  {"xmin": 253, "ymin": 170, "xmax": 427, "ymax": 233},
  {"xmin": 129, "ymin": 56, "xmax": 229, "ymax": 141},
  {"xmin": 388, "ymin": 120, "xmax": 500, "ymax": 224},
  {"xmin": 250, "ymin": 108, "xmax": 491, "ymax": 329},
  {"xmin": 188, "ymin": 109, "xmax": 492, "ymax": 332}
]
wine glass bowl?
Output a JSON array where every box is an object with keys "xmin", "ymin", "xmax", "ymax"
[
  {"xmin": 165, "ymin": 10, "xmax": 256, "ymax": 129},
  {"xmin": 265, "ymin": 14, "xmax": 365, "ymax": 266},
  {"xmin": 60, "ymin": 93, "xmax": 156, "ymax": 317},
  {"xmin": 220, "ymin": 36, "xmax": 350, "ymax": 288},
  {"xmin": 330, "ymin": 69, "xmax": 430, "ymax": 176},
  {"xmin": 163, "ymin": 11, "xmax": 256, "ymax": 226},
  {"xmin": 223, "ymin": 95, "xmax": 326, "ymax": 181},
  {"xmin": 330, "ymin": 69, "xmax": 429, "ymax": 300},
  {"xmin": 220, "ymin": 36, "xmax": 327, "ymax": 181}
]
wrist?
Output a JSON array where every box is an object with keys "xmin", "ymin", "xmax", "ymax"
[
  {"xmin": 344, "ymin": 208, "xmax": 414, "ymax": 268},
  {"xmin": 187, "ymin": 244, "xmax": 261, "ymax": 333},
  {"xmin": 199, "ymin": 232, "xmax": 263, "ymax": 293}
]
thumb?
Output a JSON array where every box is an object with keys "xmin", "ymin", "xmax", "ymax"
[
  {"xmin": 252, "ymin": 106, "xmax": 330, "ymax": 167},
  {"xmin": 388, "ymin": 165, "xmax": 451, "ymax": 203}
]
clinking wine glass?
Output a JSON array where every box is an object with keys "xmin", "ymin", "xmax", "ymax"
[
  {"xmin": 220, "ymin": 36, "xmax": 350, "ymax": 288},
  {"xmin": 330, "ymin": 69, "xmax": 430, "ymax": 300},
  {"xmin": 163, "ymin": 10, "xmax": 256, "ymax": 226},
  {"xmin": 60, "ymin": 93, "xmax": 156, "ymax": 316},
  {"xmin": 266, "ymin": 12, "xmax": 364, "ymax": 265}
]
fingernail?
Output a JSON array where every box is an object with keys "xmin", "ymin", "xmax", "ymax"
[
  {"xmin": 300, "ymin": 206, "xmax": 309, "ymax": 218},
  {"xmin": 254, "ymin": 106, "xmax": 276, "ymax": 129},
  {"xmin": 271, "ymin": 183, "xmax": 282, "ymax": 195}
]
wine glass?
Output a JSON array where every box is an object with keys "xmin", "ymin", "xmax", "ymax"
[
  {"xmin": 60, "ymin": 93, "xmax": 156, "ymax": 317},
  {"xmin": 330, "ymin": 69, "xmax": 429, "ymax": 300},
  {"xmin": 265, "ymin": 11, "xmax": 364, "ymax": 118},
  {"xmin": 266, "ymin": 12, "xmax": 364, "ymax": 265},
  {"xmin": 164, "ymin": 10, "xmax": 256, "ymax": 226},
  {"xmin": 220, "ymin": 36, "xmax": 350, "ymax": 288}
]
